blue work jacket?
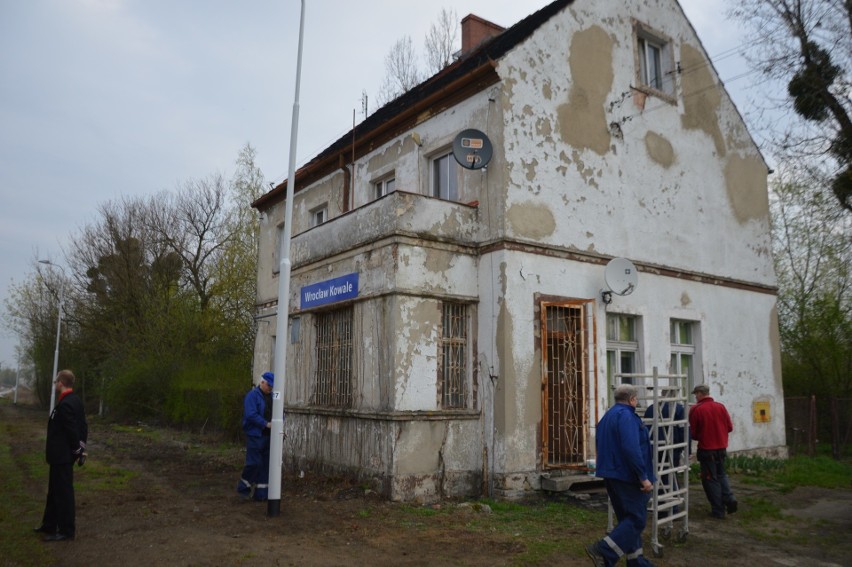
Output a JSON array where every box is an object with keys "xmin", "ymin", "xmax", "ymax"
[
  {"xmin": 595, "ymin": 402, "xmax": 656, "ymax": 484},
  {"xmin": 241, "ymin": 386, "xmax": 269, "ymax": 438}
]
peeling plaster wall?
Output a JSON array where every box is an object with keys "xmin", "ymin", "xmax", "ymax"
[
  {"xmin": 496, "ymin": 0, "xmax": 774, "ymax": 285},
  {"xmin": 254, "ymin": 0, "xmax": 783, "ymax": 502},
  {"xmin": 480, "ymin": 249, "xmax": 784, "ymax": 495}
]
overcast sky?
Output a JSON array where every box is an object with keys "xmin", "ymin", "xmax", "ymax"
[{"xmin": 0, "ymin": 0, "xmax": 751, "ymax": 370}]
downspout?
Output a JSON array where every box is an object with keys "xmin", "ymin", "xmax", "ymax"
[{"xmin": 340, "ymin": 154, "xmax": 351, "ymax": 213}]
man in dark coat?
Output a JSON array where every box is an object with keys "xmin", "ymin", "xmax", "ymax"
[{"xmin": 35, "ymin": 369, "xmax": 88, "ymax": 541}]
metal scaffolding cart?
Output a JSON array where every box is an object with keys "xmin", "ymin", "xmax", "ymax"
[{"xmin": 610, "ymin": 367, "xmax": 690, "ymax": 558}]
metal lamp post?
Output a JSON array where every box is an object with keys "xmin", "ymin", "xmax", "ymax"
[
  {"xmin": 267, "ymin": 0, "xmax": 306, "ymax": 518},
  {"xmin": 39, "ymin": 259, "xmax": 65, "ymax": 415}
]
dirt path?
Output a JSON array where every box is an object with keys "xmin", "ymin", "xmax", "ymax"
[{"xmin": 2, "ymin": 402, "xmax": 850, "ymax": 567}]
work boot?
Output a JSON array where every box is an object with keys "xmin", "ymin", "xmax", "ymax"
[{"xmin": 585, "ymin": 543, "xmax": 608, "ymax": 567}]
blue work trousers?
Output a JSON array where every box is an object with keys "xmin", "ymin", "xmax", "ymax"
[
  {"xmin": 593, "ymin": 478, "xmax": 654, "ymax": 566},
  {"xmin": 237, "ymin": 434, "xmax": 270, "ymax": 500}
]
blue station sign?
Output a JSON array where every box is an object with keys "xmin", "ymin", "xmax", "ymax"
[{"xmin": 300, "ymin": 272, "xmax": 359, "ymax": 309}]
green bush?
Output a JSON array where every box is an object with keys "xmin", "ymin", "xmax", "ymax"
[{"xmin": 164, "ymin": 356, "xmax": 249, "ymax": 437}]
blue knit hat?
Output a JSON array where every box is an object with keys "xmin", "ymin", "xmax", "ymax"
[{"xmin": 261, "ymin": 372, "xmax": 274, "ymax": 387}]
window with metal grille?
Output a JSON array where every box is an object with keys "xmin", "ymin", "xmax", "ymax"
[
  {"xmin": 314, "ymin": 307, "xmax": 353, "ymax": 408},
  {"xmin": 542, "ymin": 302, "xmax": 592, "ymax": 467},
  {"xmin": 439, "ymin": 302, "xmax": 467, "ymax": 408},
  {"xmin": 606, "ymin": 314, "xmax": 642, "ymax": 386},
  {"xmin": 670, "ymin": 319, "xmax": 700, "ymax": 393}
]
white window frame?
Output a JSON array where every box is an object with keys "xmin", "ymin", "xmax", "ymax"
[
  {"xmin": 670, "ymin": 319, "xmax": 701, "ymax": 394},
  {"xmin": 311, "ymin": 204, "xmax": 327, "ymax": 227},
  {"xmin": 431, "ymin": 151, "xmax": 459, "ymax": 201},
  {"xmin": 374, "ymin": 176, "xmax": 396, "ymax": 200},
  {"xmin": 606, "ymin": 314, "xmax": 643, "ymax": 387},
  {"xmin": 633, "ymin": 20, "xmax": 676, "ymax": 100}
]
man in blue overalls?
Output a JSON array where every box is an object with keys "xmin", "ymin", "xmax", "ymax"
[
  {"xmin": 236, "ymin": 372, "xmax": 273, "ymax": 501},
  {"xmin": 587, "ymin": 384, "xmax": 657, "ymax": 567}
]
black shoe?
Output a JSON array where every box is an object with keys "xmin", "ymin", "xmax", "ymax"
[
  {"xmin": 711, "ymin": 511, "xmax": 726, "ymax": 519},
  {"xmin": 33, "ymin": 525, "xmax": 54, "ymax": 534},
  {"xmin": 585, "ymin": 543, "xmax": 607, "ymax": 567},
  {"xmin": 43, "ymin": 533, "xmax": 74, "ymax": 542},
  {"xmin": 726, "ymin": 500, "xmax": 738, "ymax": 514}
]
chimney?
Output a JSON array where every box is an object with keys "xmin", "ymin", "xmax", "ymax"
[{"xmin": 460, "ymin": 14, "xmax": 505, "ymax": 55}]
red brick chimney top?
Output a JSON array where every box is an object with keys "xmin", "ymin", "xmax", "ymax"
[{"xmin": 461, "ymin": 14, "xmax": 505, "ymax": 54}]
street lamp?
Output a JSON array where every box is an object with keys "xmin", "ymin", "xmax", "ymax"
[{"xmin": 39, "ymin": 259, "xmax": 65, "ymax": 415}]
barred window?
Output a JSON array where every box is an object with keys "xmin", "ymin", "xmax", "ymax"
[
  {"xmin": 314, "ymin": 307, "xmax": 353, "ymax": 408},
  {"xmin": 439, "ymin": 302, "xmax": 468, "ymax": 408}
]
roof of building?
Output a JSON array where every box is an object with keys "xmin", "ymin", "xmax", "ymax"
[{"xmin": 253, "ymin": 0, "xmax": 574, "ymax": 209}]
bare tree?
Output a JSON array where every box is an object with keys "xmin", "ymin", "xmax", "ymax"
[
  {"xmin": 770, "ymin": 166, "xmax": 852, "ymax": 397},
  {"xmin": 376, "ymin": 35, "xmax": 422, "ymax": 107},
  {"xmin": 424, "ymin": 8, "xmax": 459, "ymax": 75},
  {"xmin": 729, "ymin": 0, "xmax": 851, "ymax": 213},
  {"xmin": 374, "ymin": 8, "xmax": 461, "ymax": 109},
  {"xmin": 147, "ymin": 175, "xmax": 230, "ymax": 310}
]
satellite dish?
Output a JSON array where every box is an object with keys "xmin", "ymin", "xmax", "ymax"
[
  {"xmin": 604, "ymin": 258, "xmax": 638, "ymax": 296},
  {"xmin": 452, "ymin": 129, "xmax": 493, "ymax": 170}
]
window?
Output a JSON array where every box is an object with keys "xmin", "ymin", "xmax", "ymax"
[
  {"xmin": 439, "ymin": 302, "xmax": 468, "ymax": 408},
  {"xmin": 311, "ymin": 205, "xmax": 327, "ymax": 227},
  {"xmin": 638, "ymin": 37, "xmax": 663, "ymax": 91},
  {"xmin": 273, "ymin": 222, "xmax": 285, "ymax": 274},
  {"xmin": 606, "ymin": 314, "xmax": 642, "ymax": 386},
  {"xmin": 374, "ymin": 177, "xmax": 396, "ymax": 199},
  {"xmin": 432, "ymin": 152, "xmax": 458, "ymax": 201},
  {"xmin": 314, "ymin": 307, "xmax": 353, "ymax": 408},
  {"xmin": 670, "ymin": 319, "xmax": 700, "ymax": 393},
  {"xmin": 634, "ymin": 21, "xmax": 675, "ymax": 98}
]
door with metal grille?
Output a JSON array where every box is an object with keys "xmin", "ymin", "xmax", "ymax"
[{"xmin": 541, "ymin": 301, "xmax": 593, "ymax": 468}]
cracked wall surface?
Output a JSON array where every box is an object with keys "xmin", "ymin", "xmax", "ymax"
[{"xmin": 252, "ymin": 0, "xmax": 784, "ymax": 501}]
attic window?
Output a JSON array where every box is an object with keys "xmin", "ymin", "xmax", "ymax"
[{"xmin": 633, "ymin": 20, "xmax": 676, "ymax": 101}]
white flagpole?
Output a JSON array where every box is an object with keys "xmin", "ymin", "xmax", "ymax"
[{"xmin": 267, "ymin": 0, "xmax": 305, "ymax": 518}]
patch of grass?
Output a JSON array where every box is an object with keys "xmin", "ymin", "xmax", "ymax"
[
  {"xmin": 739, "ymin": 496, "xmax": 784, "ymax": 522},
  {"xmin": 462, "ymin": 500, "xmax": 602, "ymax": 566},
  {"xmin": 399, "ymin": 504, "xmax": 442, "ymax": 517},
  {"xmin": 18, "ymin": 449, "xmax": 48, "ymax": 482},
  {"xmin": 771, "ymin": 456, "xmax": 852, "ymax": 491},
  {"xmin": 695, "ymin": 453, "xmax": 852, "ymax": 492},
  {"xmin": 357, "ymin": 509, "xmax": 370, "ymax": 518},
  {"xmin": 0, "ymin": 426, "xmax": 56, "ymax": 567},
  {"xmin": 737, "ymin": 496, "xmax": 813, "ymax": 545},
  {"xmin": 76, "ymin": 459, "xmax": 138, "ymax": 493},
  {"xmin": 112, "ymin": 423, "xmax": 166, "ymax": 442}
]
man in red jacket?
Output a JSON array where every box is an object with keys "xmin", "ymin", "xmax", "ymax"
[{"xmin": 689, "ymin": 384, "xmax": 737, "ymax": 519}]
